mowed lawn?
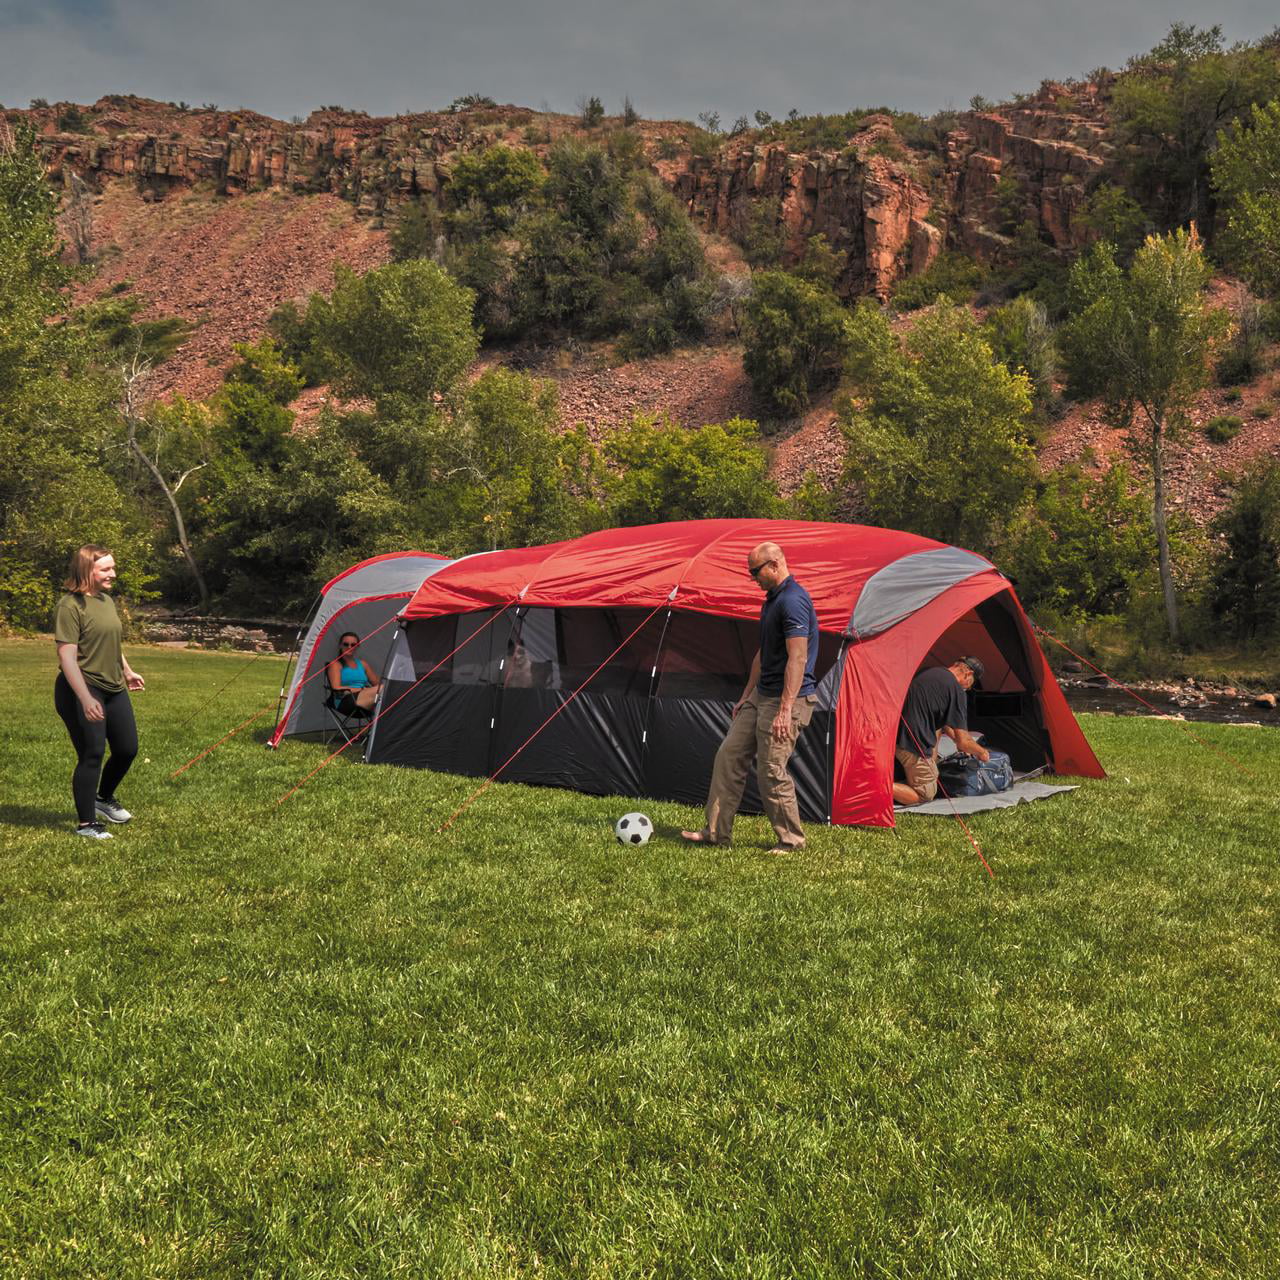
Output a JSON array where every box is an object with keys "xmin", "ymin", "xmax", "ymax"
[{"xmin": 2, "ymin": 637, "xmax": 1278, "ymax": 1279}]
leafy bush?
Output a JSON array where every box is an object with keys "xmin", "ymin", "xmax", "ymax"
[
  {"xmin": 310, "ymin": 261, "xmax": 479, "ymax": 406},
  {"xmin": 447, "ymin": 145, "xmax": 544, "ymax": 234},
  {"xmin": 431, "ymin": 140, "xmax": 711, "ymax": 350},
  {"xmin": 741, "ymin": 271, "xmax": 849, "ymax": 417},
  {"xmin": 1003, "ymin": 464, "xmax": 1156, "ymax": 617},
  {"xmin": 1253, "ymin": 402, "xmax": 1274, "ymax": 419},
  {"xmin": 1076, "ymin": 182, "xmax": 1148, "ymax": 261},
  {"xmin": 1215, "ymin": 297, "xmax": 1268, "ymax": 385},
  {"xmin": 735, "ymin": 197, "xmax": 786, "ymax": 270},
  {"xmin": 890, "ymin": 252, "xmax": 986, "ymax": 312},
  {"xmin": 1203, "ymin": 414, "xmax": 1243, "ymax": 443},
  {"xmin": 224, "ymin": 339, "xmax": 303, "ymax": 406},
  {"xmin": 602, "ymin": 416, "xmax": 782, "ymax": 525},
  {"xmin": 76, "ymin": 294, "xmax": 193, "ymax": 364},
  {"xmin": 982, "ymin": 296, "xmax": 1057, "ymax": 412}
]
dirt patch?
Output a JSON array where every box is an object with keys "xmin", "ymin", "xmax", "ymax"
[{"xmin": 78, "ymin": 181, "xmax": 390, "ymax": 401}]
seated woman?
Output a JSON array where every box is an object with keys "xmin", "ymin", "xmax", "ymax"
[{"xmin": 326, "ymin": 631, "xmax": 382, "ymax": 714}]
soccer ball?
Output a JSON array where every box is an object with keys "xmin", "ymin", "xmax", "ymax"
[{"xmin": 614, "ymin": 812, "xmax": 652, "ymax": 845}]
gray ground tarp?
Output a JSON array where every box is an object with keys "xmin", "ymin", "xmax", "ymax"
[{"xmin": 895, "ymin": 779, "xmax": 1078, "ymax": 816}]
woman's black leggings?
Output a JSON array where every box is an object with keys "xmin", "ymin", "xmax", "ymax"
[{"xmin": 54, "ymin": 674, "xmax": 138, "ymax": 824}]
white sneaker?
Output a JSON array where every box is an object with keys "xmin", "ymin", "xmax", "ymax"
[
  {"xmin": 95, "ymin": 796, "xmax": 132, "ymax": 824},
  {"xmin": 74, "ymin": 822, "xmax": 114, "ymax": 840}
]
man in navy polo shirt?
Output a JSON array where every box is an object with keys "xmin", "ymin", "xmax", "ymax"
[{"xmin": 681, "ymin": 541, "xmax": 819, "ymax": 854}]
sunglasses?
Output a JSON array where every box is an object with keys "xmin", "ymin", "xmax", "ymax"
[
  {"xmin": 746, "ymin": 559, "xmax": 775, "ymax": 578},
  {"xmin": 340, "ymin": 639, "xmax": 359, "ymax": 648}
]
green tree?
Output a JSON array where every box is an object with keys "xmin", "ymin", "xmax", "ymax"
[
  {"xmin": 224, "ymin": 337, "xmax": 304, "ymax": 405},
  {"xmin": 1059, "ymin": 228, "xmax": 1228, "ymax": 642},
  {"xmin": 0, "ymin": 124, "xmax": 151, "ymax": 628},
  {"xmin": 839, "ymin": 301, "xmax": 1036, "ymax": 554},
  {"xmin": 1003, "ymin": 464, "xmax": 1155, "ymax": 618},
  {"xmin": 603, "ymin": 416, "xmax": 782, "ymax": 525},
  {"xmin": 310, "ymin": 261, "xmax": 479, "ymax": 407},
  {"xmin": 741, "ymin": 271, "xmax": 849, "ymax": 417},
  {"xmin": 447, "ymin": 145, "xmax": 544, "ymax": 233},
  {"xmin": 1209, "ymin": 462, "xmax": 1280, "ymax": 641},
  {"xmin": 1111, "ymin": 23, "xmax": 1280, "ymax": 228},
  {"xmin": 427, "ymin": 369, "xmax": 600, "ymax": 552},
  {"xmin": 1076, "ymin": 182, "xmax": 1148, "ymax": 262},
  {"xmin": 1210, "ymin": 99, "xmax": 1280, "ymax": 299}
]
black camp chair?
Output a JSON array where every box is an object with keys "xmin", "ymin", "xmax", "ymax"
[{"xmin": 323, "ymin": 678, "xmax": 375, "ymax": 747}]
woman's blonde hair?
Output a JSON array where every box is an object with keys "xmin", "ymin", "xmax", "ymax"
[{"xmin": 64, "ymin": 544, "xmax": 113, "ymax": 594}]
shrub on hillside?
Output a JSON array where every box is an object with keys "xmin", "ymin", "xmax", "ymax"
[
  {"xmin": 741, "ymin": 271, "xmax": 849, "ymax": 417},
  {"xmin": 1203, "ymin": 414, "xmax": 1243, "ymax": 443},
  {"xmin": 447, "ymin": 145, "xmax": 544, "ymax": 234},
  {"xmin": 388, "ymin": 198, "xmax": 444, "ymax": 262},
  {"xmin": 890, "ymin": 252, "xmax": 986, "ymax": 312},
  {"xmin": 1004, "ymin": 464, "xmax": 1156, "ymax": 617},
  {"xmin": 1215, "ymin": 297, "xmax": 1268, "ymax": 386},
  {"xmin": 840, "ymin": 300, "xmax": 1036, "ymax": 555},
  {"xmin": 309, "ymin": 261, "xmax": 479, "ymax": 406}
]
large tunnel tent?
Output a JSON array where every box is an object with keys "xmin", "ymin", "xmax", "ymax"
[
  {"xmin": 364, "ymin": 520, "xmax": 1103, "ymax": 826},
  {"xmin": 268, "ymin": 551, "xmax": 452, "ymax": 746}
]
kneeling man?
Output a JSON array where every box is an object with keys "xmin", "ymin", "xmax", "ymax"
[{"xmin": 894, "ymin": 658, "xmax": 989, "ymax": 806}]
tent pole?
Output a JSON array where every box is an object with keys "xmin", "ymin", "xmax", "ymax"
[
  {"xmin": 269, "ymin": 591, "xmax": 321, "ymax": 747},
  {"xmin": 486, "ymin": 607, "xmax": 527, "ymax": 776},
  {"xmin": 637, "ymin": 608, "xmax": 674, "ymax": 785},
  {"xmin": 825, "ymin": 636, "xmax": 850, "ymax": 825}
]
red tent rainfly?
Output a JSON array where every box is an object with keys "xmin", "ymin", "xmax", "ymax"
[{"xmin": 365, "ymin": 519, "xmax": 1103, "ymax": 827}]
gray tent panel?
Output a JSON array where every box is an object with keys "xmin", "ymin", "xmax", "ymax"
[
  {"xmin": 848, "ymin": 547, "xmax": 994, "ymax": 639},
  {"xmin": 271, "ymin": 553, "xmax": 451, "ymax": 744}
]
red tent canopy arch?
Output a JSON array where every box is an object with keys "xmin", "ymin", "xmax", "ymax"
[{"xmin": 364, "ymin": 519, "xmax": 1103, "ymax": 826}]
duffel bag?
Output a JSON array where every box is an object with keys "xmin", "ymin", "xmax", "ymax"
[{"xmin": 937, "ymin": 748, "xmax": 1014, "ymax": 797}]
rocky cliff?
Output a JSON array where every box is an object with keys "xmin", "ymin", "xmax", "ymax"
[{"xmin": 23, "ymin": 82, "xmax": 1116, "ymax": 301}]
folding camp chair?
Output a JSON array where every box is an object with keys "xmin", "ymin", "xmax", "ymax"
[{"xmin": 323, "ymin": 679, "xmax": 375, "ymax": 747}]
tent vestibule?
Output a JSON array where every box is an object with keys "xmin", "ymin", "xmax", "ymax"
[{"xmin": 268, "ymin": 551, "xmax": 451, "ymax": 746}]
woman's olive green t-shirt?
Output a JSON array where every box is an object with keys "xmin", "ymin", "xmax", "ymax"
[{"xmin": 54, "ymin": 592, "xmax": 125, "ymax": 693}]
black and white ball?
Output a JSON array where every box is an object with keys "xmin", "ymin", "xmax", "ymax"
[{"xmin": 614, "ymin": 812, "xmax": 652, "ymax": 845}]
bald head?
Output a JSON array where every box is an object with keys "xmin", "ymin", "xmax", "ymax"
[{"xmin": 747, "ymin": 542, "xmax": 789, "ymax": 591}]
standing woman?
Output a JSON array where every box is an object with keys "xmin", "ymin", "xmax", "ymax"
[{"xmin": 53, "ymin": 545, "xmax": 145, "ymax": 839}]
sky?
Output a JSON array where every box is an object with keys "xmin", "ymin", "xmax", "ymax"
[{"xmin": 1, "ymin": 0, "xmax": 1276, "ymax": 124}]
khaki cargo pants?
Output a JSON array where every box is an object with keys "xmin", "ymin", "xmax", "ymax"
[{"xmin": 700, "ymin": 689, "xmax": 817, "ymax": 850}]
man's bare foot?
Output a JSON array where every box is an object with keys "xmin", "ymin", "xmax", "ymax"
[{"xmin": 680, "ymin": 830, "xmax": 720, "ymax": 845}]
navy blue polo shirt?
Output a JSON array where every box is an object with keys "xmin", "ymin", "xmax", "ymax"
[{"xmin": 757, "ymin": 575, "xmax": 819, "ymax": 697}]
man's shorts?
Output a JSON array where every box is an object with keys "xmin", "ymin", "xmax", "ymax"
[{"xmin": 895, "ymin": 747, "xmax": 938, "ymax": 801}]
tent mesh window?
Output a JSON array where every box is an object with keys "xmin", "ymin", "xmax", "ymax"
[{"xmin": 374, "ymin": 606, "xmax": 844, "ymax": 818}]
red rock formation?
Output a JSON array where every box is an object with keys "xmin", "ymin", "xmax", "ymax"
[{"xmin": 21, "ymin": 87, "xmax": 1118, "ymax": 301}]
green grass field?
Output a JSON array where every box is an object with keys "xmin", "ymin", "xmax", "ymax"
[{"xmin": 2, "ymin": 637, "xmax": 1278, "ymax": 1278}]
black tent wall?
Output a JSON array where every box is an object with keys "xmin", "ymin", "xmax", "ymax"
[{"xmin": 367, "ymin": 606, "xmax": 842, "ymax": 820}]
